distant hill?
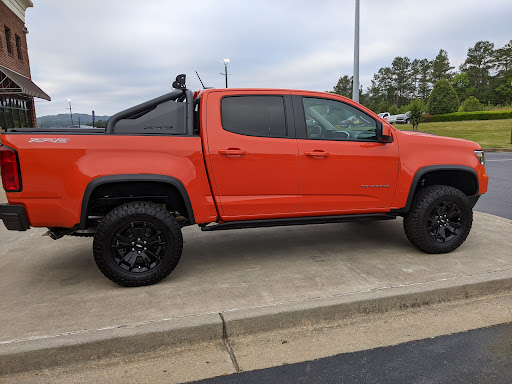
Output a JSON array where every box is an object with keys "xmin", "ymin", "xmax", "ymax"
[{"xmin": 37, "ymin": 113, "xmax": 111, "ymax": 128}]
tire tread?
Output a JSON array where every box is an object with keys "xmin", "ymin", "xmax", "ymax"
[
  {"xmin": 93, "ymin": 202, "xmax": 183, "ymax": 287},
  {"xmin": 403, "ymin": 185, "xmax": 473, "ymax": 254}
]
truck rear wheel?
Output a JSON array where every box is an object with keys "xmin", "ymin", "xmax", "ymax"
[
  {"xmin": 93, "ymin": 202, "xmax": 183, "ymax": 287},
  {"xmin": 403, "ymin": 185, "xmax": 473, "ymax": 254}
]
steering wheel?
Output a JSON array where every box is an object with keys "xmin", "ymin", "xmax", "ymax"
[
  {"xmin": 338, "ymin": 130, "xmax": 350, "ymax": 139},
  {"xmin": 308, "ymin": 124, "xmax": 322, "ymax": 138}
]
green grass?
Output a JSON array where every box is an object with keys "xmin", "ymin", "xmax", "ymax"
[{"xmin": 399, "ymin": 119, "xmax": 512, "ymax": 149}]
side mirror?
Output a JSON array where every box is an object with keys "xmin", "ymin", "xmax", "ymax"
[{"xmin": 380, "ymin": 124, "xmax": 392, "ymax": 143}]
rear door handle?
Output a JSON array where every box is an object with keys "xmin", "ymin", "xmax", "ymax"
[
  {"xmin": 218, "ymin": 148, "xmax": 247, "ymax": 157},
  {"xmin": 305, "ymin": 150, "xmax": 330, "ymax": 158}
]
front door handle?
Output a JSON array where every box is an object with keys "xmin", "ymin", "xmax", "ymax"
[
  {"xmin": 218, "ymin": 148, "xmax": 247, "ymax": 157},
  {"xmin": 305, "ymin": 150, "xmax": 330, "ymax": 158}
]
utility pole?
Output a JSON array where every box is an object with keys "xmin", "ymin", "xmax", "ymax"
[
  {"xmin": 352, "ymin": 0, "xmax": 360, "ymax": 103},
  {"xmin": 220, "ymin": 58, "xmax": 230, "ymax": 88},
  {"xmin": 66, "ymin": 99, "xmax": 73, "ymax": 127}
]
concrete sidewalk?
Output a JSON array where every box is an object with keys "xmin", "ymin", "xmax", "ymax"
[
  {"xmin": 1, "ymin": 184, "xmax": 511, "ymax": 375},
  {"xmin": 0, "ymin": 190, "xmax": 39, "ymax": 258}
]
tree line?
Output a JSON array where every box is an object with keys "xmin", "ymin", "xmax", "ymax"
[
  {"xmin": 37, "ymin": 113, "xmax": 111, "ymax": 128},
  {"xmin": 331, "ymin": 39, "xmax": 512, "ymax": 114}
]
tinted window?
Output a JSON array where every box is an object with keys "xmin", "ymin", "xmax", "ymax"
[
  {"xmin": 222, "ymin": 96, "xmax": 286, "ymax": 137},
  {"xmin": 113, "ymin": 100, "xmax": 187, "ymax": 134},
  {"xmin": 302, "ymin": 97, "xmax": 378, "ymax": 141}
]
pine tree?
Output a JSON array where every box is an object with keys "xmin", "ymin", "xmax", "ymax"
[
  {"xmin": 418, "ymin": 59, "xmax": 433, "ymax": 101},
  {"xmin": 493, "ymin": 40, "xmax": 512, "ymax": 78},
  {"xmin": 332, "ymin": 75, "xmax": 353, "ymax": 97},
  {"xmin": 460, "ymin": 41, "xmax": 495, "ymax": 102},
  {"xmin": 391, "ymin": 56, "xmax": 414, "ymax": 106},
  {"xmin": 431, "ymin": 49, "xmax": 454, "ymax": 83}
]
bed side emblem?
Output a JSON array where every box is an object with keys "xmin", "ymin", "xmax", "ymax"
[{"xmin": 28, "ymin": 138, "xmax": 69, "ymax": 143}]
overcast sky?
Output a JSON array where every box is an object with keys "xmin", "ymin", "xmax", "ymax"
[{"xmin": 26, "ymin": 0, "xmax": 512, "ymax": 117}]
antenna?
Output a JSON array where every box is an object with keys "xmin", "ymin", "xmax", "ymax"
[{"xmin": 195, "ymin": 71, "xmax": 206, "ymax": 89}]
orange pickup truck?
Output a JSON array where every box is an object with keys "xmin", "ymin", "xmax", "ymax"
[{"xmin": 0, "ymin": 75, "xmax": 488, "ymax": 286}]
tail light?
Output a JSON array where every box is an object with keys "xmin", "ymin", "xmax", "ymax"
[{"xmin": 0, "ymin": 145, "xmax": 22, "ymax": 192}]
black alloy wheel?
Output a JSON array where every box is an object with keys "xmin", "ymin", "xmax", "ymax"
[
  {"xmin": 111, "ymin": 221, "xmax": 167, "ymax": 273},
  {"xmin": 93, "ymin": 202, "xmax": 183, "ymax": 287},
  {"xmin": 426, "ymin": 201, "xmax": 462, "ymax": 243}
]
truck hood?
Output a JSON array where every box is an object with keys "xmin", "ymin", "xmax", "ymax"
[
  {"xmin": 399, "ymin": 130, "xmax": 437, "ymax": 138},
  {"xmin": 397, "ymin": 129, "xmax": 482, "ymax": 150}
]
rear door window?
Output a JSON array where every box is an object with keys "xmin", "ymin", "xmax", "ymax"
[{"xmin": 221, "ymin": 96, "xmax": 287, "ymax": 138}]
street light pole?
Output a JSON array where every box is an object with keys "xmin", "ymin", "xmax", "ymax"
[
  {"xmin": 352, "ymin": 0, "xmax": 360, "ymax": 103},
  {"xmin": 220, "ymin": 58, "xmax": 230, "ymax": 88},
  {"xmin": 66, "ymin": 99, "xmax": 73, "ymax": 127}
]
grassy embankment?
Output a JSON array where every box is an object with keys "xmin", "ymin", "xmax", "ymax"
[{"xmin": 400, "ymin": 119, "xmax": 512, "ymax": 150}]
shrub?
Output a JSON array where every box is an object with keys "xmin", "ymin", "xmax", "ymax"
[
  {"xmin": 398, "ymin": 105, "xmax": 409, "ymax": 114},
  {"xmin": 405, "ymin": 99, "xmax": 424, "ymax": 131},
  {"xmin": 431, "ymin": 110, "xmax": 512, "ymax": 122},
  {"xmin": 459, "ymin": 96, "xmax": 482, "ymax": 112},
  {"xmin": 389, "ymin": 104, "xmax": 399, "ymax": 115},
  {"xmin": 427, "ymin": 79, "xmax": 459, "ymax": 115},
  {"xmin": 422, "ymin": 113, "xmax": 434, "ymax": 123},
  {"xmin": 377, "ymin": 99, "xmax": 389, "ymax": 114}
]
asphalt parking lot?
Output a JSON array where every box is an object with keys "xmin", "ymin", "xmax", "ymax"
[{"xmin": 474, "ymin": 152, "xmax": 512, "ymax": 219}]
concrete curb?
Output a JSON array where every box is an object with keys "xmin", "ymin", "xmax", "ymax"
[
  {"xmin": 222, "ymin": 270, "xmax": 512, "ymax": 337},
  {"xmin": 483, "ymin": 148, "xmax": 512, "ymax": 152},
  {"xmin": 0, "ymin": 313, "xmax": 223, "ymax": 376},
  {"xmin": 1, "ymin": 269, "xmax": 511, "ymax": 376}
]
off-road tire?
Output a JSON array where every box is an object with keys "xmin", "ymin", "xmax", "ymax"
[
  {"xmin": 403, "ymin": 185, "xmax": 473, "ymax": 254},
  {"xmin": 93, "ymin": 202, "xmax": 183, "ymax": 287}
]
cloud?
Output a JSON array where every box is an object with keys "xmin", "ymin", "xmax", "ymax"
[{"xmin": 25, "ymin": 0, "xmax": 512, "ymax": 116}]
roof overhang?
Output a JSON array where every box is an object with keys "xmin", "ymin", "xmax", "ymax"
[
  {"xmin": 2, "ymin": 0, "xmax": 33, "ymax": 22},
  {"xmin": 0, "ymin": 65, "xmax": 51, "ymax": 101}
]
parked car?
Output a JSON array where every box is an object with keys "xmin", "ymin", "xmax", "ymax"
[
  {"xmin": 0, "ymin": 74, "xmax": 488, "ymax": 286},
  {"xmin": 378, "ymin": 112, "xmax": 390, "ymax": 120},
  {"xmin": 395, "ymin": 111, "xmax": 411, "ymax": 124},
  {"xmin": 388, "ymin": 111, "xmax": 411, "ymax": 124}
]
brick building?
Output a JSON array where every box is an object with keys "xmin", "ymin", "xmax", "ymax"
[{"xmin": 0, "ymin": 0, "xmax": 49, "ymax": 129}]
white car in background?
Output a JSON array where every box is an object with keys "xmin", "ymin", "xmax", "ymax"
[
  {"xmin": 386, "ymin": 111, "xmax": 411, "ymax": 124},
  {"xmin": 378, "ymin": 112, "xmax": 390, "ymax": 120}
]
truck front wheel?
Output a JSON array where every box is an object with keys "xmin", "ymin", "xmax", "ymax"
[
  {"xmin": 93, "ymin": 202, "xmax": 183, "ymax": 287},
  {"xmin": 403, "ymin": 185, "xmax": 473, "ymax": 254}
]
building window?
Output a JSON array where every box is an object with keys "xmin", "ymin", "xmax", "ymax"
[
  {"xmin": 0, "ymin": 97, "xmax": 32, "ymax": 130},
  {"xmin": 15, "ymin": 34, "xmax": 22, "ymax": 60},
  {"xmin": 4, "ymin": 27, "xmax": 12, "ymax": 54}
]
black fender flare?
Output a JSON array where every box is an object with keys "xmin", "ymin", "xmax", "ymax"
[
  {"xmin": 391, "ymin": 165, "xmax": 479, "ymax": 215},
  {"xmin": 79, "ymin": 174, "xmax": 195, "ymax": 229}
]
